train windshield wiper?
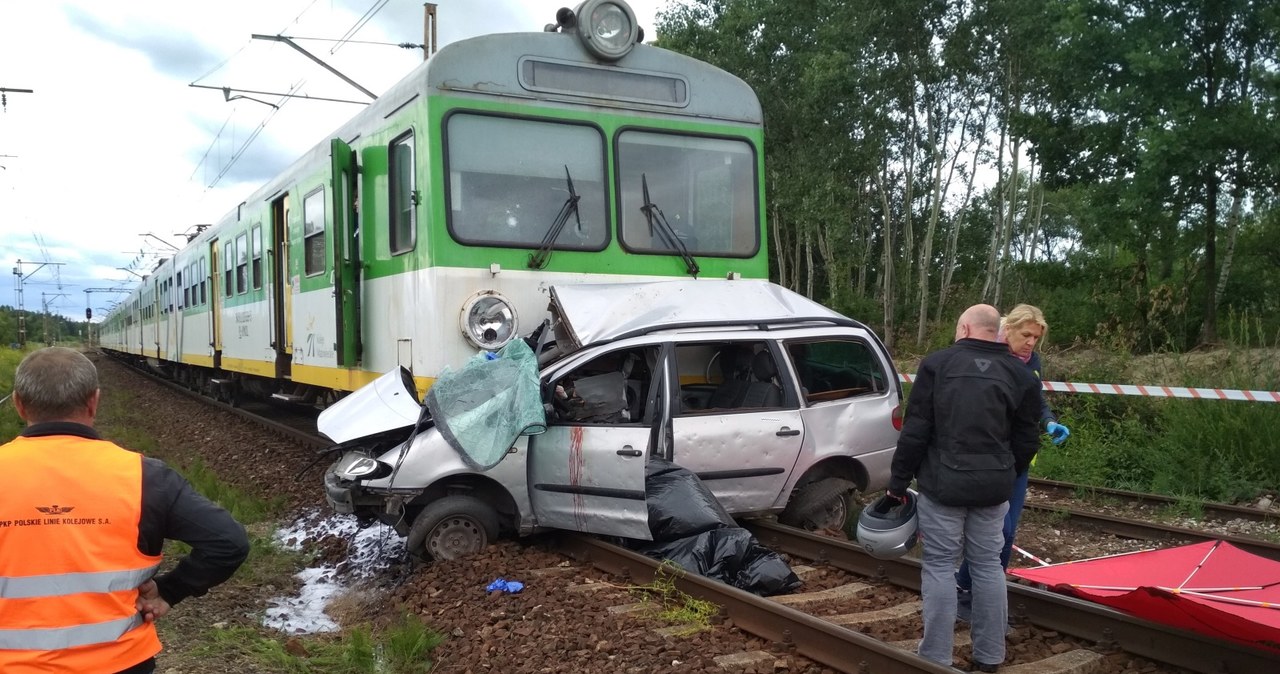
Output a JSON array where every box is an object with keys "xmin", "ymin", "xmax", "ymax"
[
  {"xmin": 528, "ymin": 166, "xmax": 582, "ymax": 270},
  {"xmin": 640, "ymin": 173, "xmax": 699, "ymax": 277}
]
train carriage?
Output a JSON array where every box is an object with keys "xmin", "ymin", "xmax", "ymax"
[{"xmin": 101, "ymin": 0, "xmax": 768, "ymax": 404}]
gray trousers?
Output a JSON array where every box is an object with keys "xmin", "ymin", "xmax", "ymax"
[{"xmin": 916, "ymin": 492, "xmax": 1008, "ymax": 667}]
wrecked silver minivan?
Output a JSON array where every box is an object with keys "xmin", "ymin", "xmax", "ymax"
[{"xmin": 320, "ymin": 280, "xmax": 903, "ymax": 560}]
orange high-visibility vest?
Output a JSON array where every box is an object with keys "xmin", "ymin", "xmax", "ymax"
[{"xmin": 0, "ymin": 433, "xmax": 163, "ymax": 673}]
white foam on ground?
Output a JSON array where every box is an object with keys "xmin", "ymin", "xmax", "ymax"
[
  {"xmin": 263, "ymin": 509, "xmax": 409, "ymax": 634},
  {"xmin": 263, "ymin": 566, "xmax": 343, "ymax": 634}
]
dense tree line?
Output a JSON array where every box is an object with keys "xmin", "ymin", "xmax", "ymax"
[
  {"xmin": 655, "ymin": 0, "xmax": 1279, "ymax": 353},
  {"xmin": 0, "ymin": 306, "xmax": 86, "ymax": 347}
]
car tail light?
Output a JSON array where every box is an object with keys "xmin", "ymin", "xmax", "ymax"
[{"xmin": 891, "ymin": 404, "xmax": 903, "ymax": 431}]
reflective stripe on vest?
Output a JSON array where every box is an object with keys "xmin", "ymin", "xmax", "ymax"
[
  {"xmin": 0, "ymin": 613, "xmax": 144, "ymax": 650},
  {"xmin": 0, "ymin": 565, "xmax": 160, "ymax": 599},
  {"xmin": 0, "ymin": 434, "xmax": 163, "ymax": 668}
]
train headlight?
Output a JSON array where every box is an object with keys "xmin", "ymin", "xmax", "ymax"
[
  {"xmin": 460, "ymin": 291, "xmax": 518, "ymax": 351},
  {"xmin": 575, "ymin": 0, "xmax": 638, "ymax": 61}
]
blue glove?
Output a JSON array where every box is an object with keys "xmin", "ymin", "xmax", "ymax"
[{"xmin": 1046, "ymin": 421, "xmax": 1070, "ymax": 445}]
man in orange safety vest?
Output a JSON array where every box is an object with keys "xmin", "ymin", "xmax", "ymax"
[{"xmin": 0, "ymin": 347, "xmax": 249, "ymax": 673}]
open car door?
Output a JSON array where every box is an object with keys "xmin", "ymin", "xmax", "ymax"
[{"xmin": 527, "ymin": 344, "xmax": 664, "ymax": 540}]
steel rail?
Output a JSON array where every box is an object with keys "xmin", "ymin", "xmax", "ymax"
[
  {"xmin": 743, "ymin": 520, "xmax": 1278, "ymax": 674},
  {"xmin": 1021, "ymin": 502, "xmax": 1280, "ymax": 562},
  {"xmin": 97, "ymin": 350, "xmax": 328, "ymax": 451},
  {"xmin": 1029, "ymin": 477, "xmax": 1279, "ymax": 523},
  {"xmin": 556, "ymin": 533, "xmax": 957, "ymax": 674}
]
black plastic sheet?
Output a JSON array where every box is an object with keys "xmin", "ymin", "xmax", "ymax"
[{"xmin": 631, "ymin": 458, "xmax": 801, "ymax": 596}]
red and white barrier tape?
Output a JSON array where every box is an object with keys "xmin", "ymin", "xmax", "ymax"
[{"xmin": 896, "ymin": 373, "xmax": 1280, "ymax": 403}]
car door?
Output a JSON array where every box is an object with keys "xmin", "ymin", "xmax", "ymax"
[
  {"xmin": 528, "ymin": 344, "xmax": 662, "ymax": 540},
  {"xmin": 668, "ymin": 340, "xmax": 805, "ymax": 513},
  {"xmin": 783, "ymin": 336, "xmax": 902, "ymax": 493}
]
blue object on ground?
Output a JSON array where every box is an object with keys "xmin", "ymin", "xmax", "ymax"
[{"xmin": 486, "ymin": 578, "xmax": 524, "ymax": 594}]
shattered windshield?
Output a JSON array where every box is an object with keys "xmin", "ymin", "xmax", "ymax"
[
  {"xmin": 617, "ymin": 131, "xmax": 758, "ymax": 257},
  {"xmin": 446, "ymin": 114, "xmax": 608, "ymax": 250}
]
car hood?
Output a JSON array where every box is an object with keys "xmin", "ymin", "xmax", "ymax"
[
  {"xmin": 317, "ymin": 366, "xmax": 423, "ymax": 444},
  {"xmin": 548, "ymin": 279, "xmax": 854, "ymax": 350}
]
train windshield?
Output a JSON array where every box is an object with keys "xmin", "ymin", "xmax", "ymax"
[
  {"xmin": 446, "ymin": 114, "xmax": 608, "ymax": 251},
  {"xmin": 617, "ymin": 131, "xmax": 758, "ymax": 258}
]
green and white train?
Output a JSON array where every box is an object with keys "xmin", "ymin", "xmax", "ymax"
[{"xmin": 99, "ymin": 0, "xmax": 767, "ymax": 403}]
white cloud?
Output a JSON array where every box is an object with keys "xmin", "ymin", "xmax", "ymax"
[{"xmin": 0, "ymin": 0, "xmax": 668, "ymax": 322}]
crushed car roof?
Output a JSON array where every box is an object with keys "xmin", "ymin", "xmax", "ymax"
[{"xmin": 548, "ymin": 279, "xmax": 857, "ymax": 349}]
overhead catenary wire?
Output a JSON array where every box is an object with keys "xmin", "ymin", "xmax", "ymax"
[
  {"xmin": 280, "ymin": 35, "xmax": 422, "ymax": 50},
  {"xmin": 189, "ymin": 115, "xmax": 234, "ymax": 181},
  {"xmin": 205, "ymin": 82, "xmax": 301, "ymax": 190},
  {"xmin": 330, "ymin": 0, "xmax": 391, "ymax": 55}
]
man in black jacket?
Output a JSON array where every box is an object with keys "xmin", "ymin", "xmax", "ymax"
[{"xmin": 889, "ymin": 305, "xmax": 1041, "ymax": 672}]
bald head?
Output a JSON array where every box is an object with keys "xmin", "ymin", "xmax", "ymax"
[
  {"xmin": 12, "ymin": 347, "xmax": 100, "ymax": 425},
  {"xmin": 955, "ymin": 304, "xmax": 1001, "ymax": 342}
]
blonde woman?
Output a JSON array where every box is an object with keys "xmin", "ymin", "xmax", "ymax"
[{"xmin": 955, "ymin": 304, "xmax": 1069, "ymax": 622}]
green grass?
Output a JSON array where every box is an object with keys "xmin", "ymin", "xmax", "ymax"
[
  {"xmin": 1035, "ymin": 358, "xmax": 1279, "ymax": 504},
  {"xmin": 0, "ymin": 347, "xmax": 29, "ymax": 442},
  {"xmin": 181, "ymin": 457, "xmax": 285, "ymax": 525},
  {"xmin": 627, "ymin": 560, "xmax": 720, "ymax": 636},
  {"xmin": 192, "ymin": 615, "xmax": 443, "ymax": 674}
]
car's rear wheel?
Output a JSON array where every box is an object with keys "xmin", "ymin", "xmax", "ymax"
[
  {"xmin": 407, "ymin": 495, "xmax": 500, "ymax": 561},
  {"xmin": 779, "ymin": 477, "xmax": 857, "ymax": 532}
]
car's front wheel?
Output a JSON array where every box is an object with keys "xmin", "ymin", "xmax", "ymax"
[
  {"xmin": 779, "ymin": 477, "xmax": 857, "ymax": 532},
  {"xmin": 406, "ymin": 495, "xmax": 500, "ymax": 561}
]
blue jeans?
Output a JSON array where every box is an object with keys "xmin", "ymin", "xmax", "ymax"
[
  {"xmin": 956, "ymin": 469, "xmax": 1029, "ymax": 590},
  {"xmin": 916, "ymin": 492, "xmax": 1008, "ymax": 667}
]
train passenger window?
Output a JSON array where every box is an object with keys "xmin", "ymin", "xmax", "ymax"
[
  {"xmin": 224, "ymin": 242, "xmax": 233, "ymax": 298},
  {"xmin": 199, "ymin": 257, "xmax": 207, "ymax": 305},
  {"xmin": 179, "ymin": 269, "xmax": 186, "ymax": 309},
  {"xmin": 389, "ymin": 132, "xmax": 415, "ymax": 255},
  {"xmin": 617, "ymin": 131, "xmax": 758, "ymax": 258},
  {"xmin": 236, "ymin": 233, "xmax": 249, "ymax": 294},
  {"xmin": 251, "ymin": 225, "xmax": 264, "ymax": 289},
  {"xmin": 303, "ymin": 188, "xmax": 326, "ymax": 276},
  {"xmin": 445, "ymin": 113, "xmax": 608, "ymax": 252}
]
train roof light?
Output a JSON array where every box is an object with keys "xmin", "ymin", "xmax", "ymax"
[{"xmin": 573, "ymin": 0, "xmax": 639, "ymax": 61}]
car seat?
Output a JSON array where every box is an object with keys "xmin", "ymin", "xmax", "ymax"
[
  {"xmin": 707, "ymin": 346, "xmax": 751, "ymax": 409},
  {"xmin": 739, "ymin": 350, "xmax": 782, "ymax": 408}
]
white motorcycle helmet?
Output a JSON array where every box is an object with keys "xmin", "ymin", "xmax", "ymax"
[{"xmin": 856, "ymin": 489, "xmax": 920, "ymax": 559}]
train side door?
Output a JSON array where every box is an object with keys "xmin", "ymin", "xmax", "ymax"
[
  {"xmin": 210, "ymin": 240, "xmax": 223, "ymax": 364},
  {"xmin": 271, "ymin": 195, "xmax": 292, "ymax": 377},
  {"xmin": 150, "ymin": 278, "xmax": 161, "ymax": 357},
  {"xmin": 331, "ymin": 138, "xmax": 360, "ymax": 367}
]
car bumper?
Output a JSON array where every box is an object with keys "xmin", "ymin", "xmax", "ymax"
[{"xmin": 324, "ymin": 470, "xmax": 358, "ymax": 514}]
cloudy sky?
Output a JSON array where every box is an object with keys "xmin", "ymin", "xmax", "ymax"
[{"xmin": 0, "ymin": 0, "xmax": 670, "ymax": 325}]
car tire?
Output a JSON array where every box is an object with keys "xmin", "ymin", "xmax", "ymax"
[
  {"xmin": 406, "ymin": 495, "xmax": 500, "ymax": 561},
  {"xmin": 779, "ymin": 477, "xmax": 857, "ymax": 532}
]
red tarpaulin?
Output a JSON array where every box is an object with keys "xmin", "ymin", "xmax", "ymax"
[{"xmin": 1010, "ymin": 540, "xmax": 1280, "ymax": 654}]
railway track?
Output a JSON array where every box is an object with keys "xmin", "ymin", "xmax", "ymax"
[
  {"xmin": 555, "ymin": 523, "xmax": 1273, "ymax": 674},
  {"xmin": 1022, "ymin": 500, "xmax": 1280, "ymax": 562},
  {"xmin": 1029, "ymin": 477, "xmax": 1279, "ymax": 524},
  {"xmin": 1022, "ymin": 477, "xmax": 1280, "ymax": 562},
  {"xmin": 99, "ymin": 350, "xmax": 329, "ymax": 451}
]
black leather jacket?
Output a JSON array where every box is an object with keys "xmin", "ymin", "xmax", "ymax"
[{"xmin": 889, "ymin": 338, "xmax": 1042, "ymax": 507}]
